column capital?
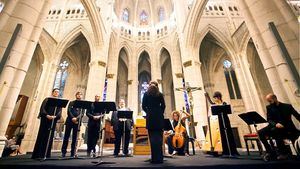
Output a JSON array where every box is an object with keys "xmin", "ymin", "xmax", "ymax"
[{"xmin": 89, "ymin": 60, "xmax": 106, "ymax": 68}]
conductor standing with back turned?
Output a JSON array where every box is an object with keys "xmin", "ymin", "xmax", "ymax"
[{"xmin": 142, "ymin": 81, "xmax": 166, "ymax": 164}]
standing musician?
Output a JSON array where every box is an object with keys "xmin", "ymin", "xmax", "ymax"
[
  {"xmin": 142, "ymin": 81, "xmax": 166, "ymax": 164},
  {"xmin": 111, "ymin": 99, "xmax": 133, "ymax": 157},
  {"xmin": 32, "ymin": 88, "xmax": 62, "ymax": 159},
  {"xmin": 86, "ymin": 94, "xmax": 102, "ymax": 157},
  {"xmin": 165, "ymin": 110, "xmax": 190, "ymax": 156},
  {"xmin": 205, "ymin": 91, "xmax": 239, "ymax": 156},
  {"xmin": 61, "ymin": 91, "xmax": 83, "ymax": 157}
]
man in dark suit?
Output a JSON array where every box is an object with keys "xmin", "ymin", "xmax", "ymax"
[
  {"xmin": 111, "ymin": 99, "xmax": 133, "ymax": 157},
  {"xmin": 258, "ymin": 93, "xmax": 300, "ymax": 160},
  {"xmin": 86, "ymin": 94, "xmax": 102, "ymax": 157},
  {"xmin": 61, "ymin": 91, "xmax": 83, "ymax": 157},
  {"xmin": 142, "ymin": 81, "xmax": 165, "ymax": 164},
  {"xmin": 31, "ymin": 88, "xmax": 62, "ymax": 159}
]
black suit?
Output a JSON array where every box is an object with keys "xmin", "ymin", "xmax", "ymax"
[
  {"xmin": 86, "ymin": 103, "xmax": 102, "ymax": 155},
  {"xmin": 142, "ymin": 92, "xmax": 165, "ymax": 163},
  {"xmin": 111, "ymin": 108, "xmax": 133, "ymax": 155},
  {"xmin": 61, "ymin": 100, "xmax": 83, "ymax": 156},
  {"xmin": 258, "ymin": 102, "xmax": 300, "ymax": 154},
  {"xmin": 32, "ymin": 98, "xmax": 62, "ymax": 159}
]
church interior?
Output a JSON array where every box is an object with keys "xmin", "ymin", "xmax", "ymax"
[{"xmin": 0, "ymin": 0, "xmax": 299, "ymax": 168}]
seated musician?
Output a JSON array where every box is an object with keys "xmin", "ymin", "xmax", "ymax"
[
  {"xmin": 258, "ymin": 93, "xmax": 300, "ymax": 161},
  {"xmin": 165, "ymin": 110, "xmax": 190, "ymax": 156},
  {"xmin": 205, "ymin": 91, "xmax": 239, "ymax": 156}
]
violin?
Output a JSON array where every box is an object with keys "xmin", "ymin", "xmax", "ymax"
[{"xmin": 171, "ymin": 109, "xmax": 187, "ymax": 149}]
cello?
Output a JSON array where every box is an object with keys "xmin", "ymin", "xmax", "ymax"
[{"xmin": 171, "ymin": 110, "xmax": 187, "ymax": 149}]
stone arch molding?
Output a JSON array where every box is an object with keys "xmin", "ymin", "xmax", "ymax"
[
  {"xmin": 119, "ymin": 41, "xmax": 133, "ymax": 58},
  {"xmin": 54, "ymin": 24, "xmax": 95, "ymax": 64},
  {"xmin": 184, "ymin": 0, "xmax": 208, "ymax": 46},
  {"xmin": 239, "ymin": 31, "xmax": 251, "ymax": 56},
  {"xmin": 137, "ymin": 45, "xmax": 152, "ymax": 62},
  {"xmin": 157, "ymin": 42, "xmax": 171, "ymax": 57},
  {"xmin": 38, "ymin": 29, "xmax": 57, "ymax": 62},
  {"xmin": 196, "ymin": 24, "xmax": 238, "ymax": 67},
  {"xmin": 80, "ymin": 0, "xmax": 106, "ymax": 46}
]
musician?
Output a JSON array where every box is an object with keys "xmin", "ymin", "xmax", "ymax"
[
  {"xmin": 165, "ymin": 110, "xmax": 190, "ymax": 156},
  {"xmin": 61, "ymin": 91, "xmax": 83, "ymax": 157},
  {"xmin": 142, "ymin": 81, "xmax": 165, "ymax": 164},
  {"xmin": 205, "ymin": 91, "xmax": 239, "ymax": 156},
  {"xmin": 111, "ymin": 99, "xmax": 133, "ymax": 157},
  {"xmin": 258, "ymin": 93, "xmax": 300, "ymax": 160},
  {"xmin": 86, "ymin": 94, "xmax": 102, "ymax": 157},
  {"xmin": 32, "ymin": 88, "xmax": 62, "ymax": 159}
]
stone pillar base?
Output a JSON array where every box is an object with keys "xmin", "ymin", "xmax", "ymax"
[{"xmin": 0, "ymin": 135, "xmax": 7, "ymax": 157}]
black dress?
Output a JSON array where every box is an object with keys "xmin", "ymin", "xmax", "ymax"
[
  {"xmin": 31, "ymin": 98, "xmax": 62, "ymax": 159},
  {"xmin": 214, "ymin": 102, "xmax": 239, "ymax": 156},
  {"xmin": 166, "ymin": 120, "xmax": 189, "ymax": 155},
  {"xmin": 142, "ymin": 92, "xmax": 165, "ymax": 163}
]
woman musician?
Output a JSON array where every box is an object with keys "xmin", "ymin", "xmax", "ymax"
[
  {"xmin": 205, "ymin": 91, "xmax": 239, "ymax": 156},
  {"xmin": 165, "ymin": 110, "xmax": 190, "ymax": 156}
]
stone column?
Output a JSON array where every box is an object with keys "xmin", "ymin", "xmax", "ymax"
[
  {"xmin": 20, "ymin": 61, "xmax": 57, "ymax": 153},
  {"xmin": 237, "ymin": 52, "xmax": 266, "ymax": 115},
  {"xmin": 85, "ymin": 59, "xmax": 107, "ymax": 101},
  {"xmin": 171, "ymin": 50, "xmax": 185, "ymax": 111},
  {"xmin": 127, "ymin": 50, "xmax": 138, "ymax": 120},
  {"xmin": 105, "ymin": 51, "xmax": 118, "ymax": 102},
  {"xmin": 0, "ymin": 0, "xmax": 51, "ymax": 156},
  {"xmin": 237, "ymin": 0, "xmax": 300, "ymax": 108},
  {"xmin": 180, "ymin": 46, "xmax": 206, "ymax": 142}
]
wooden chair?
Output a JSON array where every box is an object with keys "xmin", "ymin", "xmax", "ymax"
[{"xmin": 244, "ymin": 133, "xmax": 263, "ymax": 155}]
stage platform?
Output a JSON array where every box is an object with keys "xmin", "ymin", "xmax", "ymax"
[{"xmin": 0, "ymin": 151, "xmax": 299, "ymax": 169}]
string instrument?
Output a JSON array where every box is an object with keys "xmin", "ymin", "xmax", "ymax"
[
  {"xmin": 171, "ymin": 109, "xmax": 187, "ymax": 149},
  {"xmin": 202, "ymin": 92, "xmax": 222, "ymax": 155}
]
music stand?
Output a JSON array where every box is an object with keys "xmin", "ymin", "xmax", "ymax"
[
  {"xmin": 164, "ymin": 119, "xmax": 173, "ymax": 131},
  {"xmin": 72, "ymin": 100, "xmax": 92, "ymax": 158},
  {"xmin": 211, "ymin": 105, "xmax": 233, "ymax": 157},
  {"xmin": 117, "ymin": 110, "xmax": 133, "ymax": 157},
  {"xmin": 42, "ymin": 97, "xmax": 69, "ymax": 161},
  {"xmin": 92, "ymin": 102, "xmax": 116, "ymax": 166},
  {"xmin": 238, "ymin": 111, "xmax": 267, "ymax": 134}
]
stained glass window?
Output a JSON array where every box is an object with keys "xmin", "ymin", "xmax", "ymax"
[
  {"xmin": 140, "ymin": 81, "xmax": 149, "ymax": 102},
  {"xmin": 140, "ymin": 10, "xmax": 148, "ymax": 25},
  {"xmin": 222, "ymin": 59, "xmax": 242, "ymax": 99},
  {"xmin": 223, "ymin": 59, "xmax": 232, "ymax": 69},
  {"xmin": 122, "ymin": 8, "xmax": 129, "ymax": 22},
  {"xmin": 158, "ymin": 7, "xmax": 165, "ymax": 22},
  {"xmin": 53, "ymin": 60, "xmax": 69, "ymax": 97},
  {"xmin": 0, "ymin": 2, "xmax": 4, "ymax": 13}
]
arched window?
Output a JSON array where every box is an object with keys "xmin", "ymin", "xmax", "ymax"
[
  {"xmin": 140, "ymin": 81, "xmax": 149, "ymax": 103},
  {"xmin": 53, "ymin": 60, "xmax": 69, "ymax": 97},
  {"xmin": 158, "ymin": 7, "xmax": 165, "ymax": 22},
  {"xmin": 140, "ymin": 10, "xmax": 148, "ymax": 25},
  {"xmin": 122, "ymin": 8, "xmax": 129, "ymax": 22},
  {"xmin": 223, "ymin": 60, "xmax": 242, "ymax": 99},
  {"xmin": 0, "ymin": 2, "xmax": 4, "ymax": 13}
]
